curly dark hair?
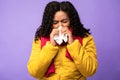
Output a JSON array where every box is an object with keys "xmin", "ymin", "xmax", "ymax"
[{"xmin": 35, "ymin": 1, "xmax": 90, "ymax": 41}]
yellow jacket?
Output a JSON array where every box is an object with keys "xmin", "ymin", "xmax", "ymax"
[{"xmin": 27, "ymin": 35, "xmax": 98, "ymax": 80}]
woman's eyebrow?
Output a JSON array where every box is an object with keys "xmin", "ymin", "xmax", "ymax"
[
  {"xmin": 61, "ymin": 18, "xmax": 69, "ymax": 21},
  {"xmin": 53, "ymin": 20, "xmax": 58, "ymax": 21},
  {"xmin": 53, "ymin": 18, "xmax": 69, "ymax": 22}
]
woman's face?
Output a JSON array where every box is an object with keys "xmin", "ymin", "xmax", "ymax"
[{"xmin": 52, "ymin": 11, "xmax": 70, "ymax": 29}]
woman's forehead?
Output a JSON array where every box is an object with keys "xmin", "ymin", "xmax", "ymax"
[{"xmin": 54, "ymin": 11, "xmax": 69, "ymax": 20}]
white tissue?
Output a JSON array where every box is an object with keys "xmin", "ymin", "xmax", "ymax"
[{"xmin": 54, "ymin": 26, "xmax": 68, "ymax": 45}]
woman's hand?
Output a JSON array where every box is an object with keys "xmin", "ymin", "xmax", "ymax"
[
  {"xmin": 50, "ymin": 28, "xmax": 59, "ymax": 46},
  {"xmin": 62, "ymin": 27, "xmax": 74, "ymax": 44}
]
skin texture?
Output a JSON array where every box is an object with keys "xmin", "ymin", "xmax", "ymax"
[{"xmin": 50, "ymin": 11, "xmax": 73, "ymax": 46}]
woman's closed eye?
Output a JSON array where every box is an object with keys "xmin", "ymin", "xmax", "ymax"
[
  {"xmin": 61, "ymin": 19, "xmax": 69, "ymax": 23},
  {"xmin": 53, "ymin": 21, "xmax": 58, "ymax": 24}
]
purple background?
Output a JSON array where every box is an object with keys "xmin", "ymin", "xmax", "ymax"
[{"xmin": 0, "ymin": 0, "xmax": 120, "ymax": 80}]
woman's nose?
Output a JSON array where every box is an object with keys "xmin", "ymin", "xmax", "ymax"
[{"xmin": 58, "ymin": 22, "xmax": 63, "ymax": 27}]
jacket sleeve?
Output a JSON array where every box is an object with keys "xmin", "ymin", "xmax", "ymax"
[
  {"xmin": 27, "ymin": 39, "xmax": 58, "ymax": 78},
  {"xmin": 67, "ymin": 35, "xmax": 98, "ymax": 77}
]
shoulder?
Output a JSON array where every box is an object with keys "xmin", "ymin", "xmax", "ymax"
[
  {"xmin": 82, "ymin": 34, "xmax": 95, "ymax": 44},
  {"xmin": 31, "ymin": 39, "xmax": 41, "ymax": 48},
  {"xmin": 33, "ymin": 39, "xmax": 40, "ymax": 44},
  {"xmin": 83, "ymin": 34, "xmax": 94, "ymax": 40}
]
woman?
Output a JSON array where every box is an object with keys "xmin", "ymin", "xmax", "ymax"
[{"xmin": 27, "ymin": 1, "xmax": 98, "ymax": 80}]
